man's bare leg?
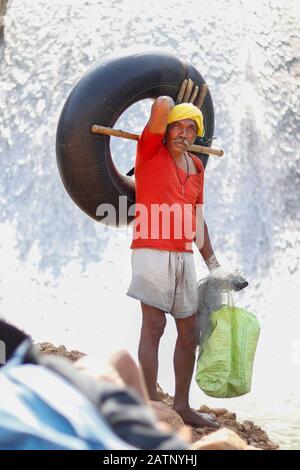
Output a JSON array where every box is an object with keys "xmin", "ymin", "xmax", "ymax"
[
  {"xmin": 75, "ymin": 350, "xmax": 149, "ymax": 402},
  {"xmin": 108, "ymin": 349, "xmax": 149, "ymax": 402},
  {"xmin": 138, "ymin": 302, "xmax": 166, "ymax": 401},
  {"xmin": 172, "ymin": 312, "xmax": 219, "ymax": 428}
]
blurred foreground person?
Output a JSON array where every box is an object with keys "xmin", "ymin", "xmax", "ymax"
[{"xmin": 0, "ymin": 319, "xmax": 191, "ymax": 450}]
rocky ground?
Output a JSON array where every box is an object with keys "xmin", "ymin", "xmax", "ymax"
[
  {"xmin": 154, "ymin": 385, "xmax": 279, "ymax": 450},
  {"xmin": 36, "ymin": 342, "xmax": 86, "ymax": 362},
  {"xmin": 36, "ymin": 341, "xmax": 279, "ymax": 450}
]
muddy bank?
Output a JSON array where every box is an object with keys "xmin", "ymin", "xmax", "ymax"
[{"xmin": 36, "ymin": 342, "xmax": 279, "ymax": 450}]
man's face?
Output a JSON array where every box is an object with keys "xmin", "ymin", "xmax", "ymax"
[{"xmin": 165, "ymin": 118, "xmax": 197, "ymax": 153}]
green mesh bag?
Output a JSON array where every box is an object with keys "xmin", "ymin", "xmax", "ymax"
[{"xmin": 195, "ymin": 293, "xmax": 260, "ymax": 398}]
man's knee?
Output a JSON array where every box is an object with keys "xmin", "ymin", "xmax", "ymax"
[
  {"xmin": 180, "ymin": 331, "xmax": 199, "ymax": 350},
  {"xmin": 141, "ymin": 315, "xmax": 166, "ymax": 341},
  {"xmin": 177, "ymin": 314, "xmax": 199, "ymax": 349}
]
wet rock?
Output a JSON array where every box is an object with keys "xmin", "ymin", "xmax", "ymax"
[
  {"xmin": 267, "ymin": 440, "xmax": 280, "ymax": 450},
  {"xmin": 235, "ymin": 422, "xmax": 245, "ymax": 431},
  {"xmin": 149, "ymin": 401, "xmax": 185, "ymax": 432},
  {"xmin": 223, "ymin": 412, "xmax": 237, "ymax": 420},
  {"xmin": 155, "ymin": 386, "xmax": 278, "ymax": 449},
  {"xmin": 222, "ymin": 418, "xmax": 236, "ymax": 427},
  {"xmin": 242, "ymin": 420, "xmax": 254, "ymax": 432},
  {"xmin": 213, "ymin": 408, "xmax": 229, "ymax": 416},
  {"xmin": 190, "ymin": 428, "xmax": 250, "ymax": 450},
  {"xmin": 156, "ymin": 383, "xmax": 173, "ymax": 406},
  {"xmin": 35, "ymin": 342, "xmax": 85, "ymax": 362},
  {"xmin": 197, "ymin": 404, "xmax": 213, "ymax": 414}
]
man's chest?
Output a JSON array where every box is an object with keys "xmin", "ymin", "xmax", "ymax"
[{"xmin": 175, "ymin": 154, "xmax": 198, "ymax": 175}]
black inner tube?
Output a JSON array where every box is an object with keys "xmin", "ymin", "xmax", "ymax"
[{"xmin": 56, "ymin": 51, "xmax": 214, "ymax": 226}]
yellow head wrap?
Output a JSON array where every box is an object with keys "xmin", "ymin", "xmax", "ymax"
[{"xmin": 167, "ymin": 103, "xmax": 204, "ymax": 137}]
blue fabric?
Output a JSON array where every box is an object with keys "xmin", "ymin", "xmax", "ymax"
[{"xmin": 0, "ymin": 341, "xmax": 134, "ymax": 450}]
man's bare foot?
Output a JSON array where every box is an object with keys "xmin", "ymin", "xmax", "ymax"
[{"xmin": 172, "ymin": 406, "xmax": 220, "ymax": 429}]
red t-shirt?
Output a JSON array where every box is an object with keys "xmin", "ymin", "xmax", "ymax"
[{"xmin": 130, "ymin": 126, "xmax": 205, "ymax": 253}]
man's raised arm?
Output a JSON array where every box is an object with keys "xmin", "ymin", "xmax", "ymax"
[{"xmin": 147, "ymin": 96, "xmax": 174, "ymax": 134}]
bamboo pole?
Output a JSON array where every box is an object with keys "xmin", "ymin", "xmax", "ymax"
[{"xmin": 91, "ymin": 125, "xmax": 224, "ymax": 157}]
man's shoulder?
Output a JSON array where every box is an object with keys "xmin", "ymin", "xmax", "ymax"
[
  {"xmin": 139, "ymin": 125, "xmax": 165, "ymax": 143},
  {"xmin": 189, "ymin": 153, "xmax": 205, "ymax": 174},
  {"xmin": 137, "ymin": 125, "xmax": 165, "ymax": 162}
]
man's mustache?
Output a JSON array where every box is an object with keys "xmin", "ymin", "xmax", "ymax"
[{"xmin": 173, "ymin": 138, "xmax": 189, "ymax": 146}]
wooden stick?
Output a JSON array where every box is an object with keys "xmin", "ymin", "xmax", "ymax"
[
  {"xmin": 189, "ymin": 85, "xmax": 199, "ymax": 104},
  {"xmin": 92, "ymin": 125, "xmax": 224, "ymax": 157},
  {"xmin": 183, "ymin": 78, "xmax": 194, "ymax": 102},
  {"xmin": 176, "ymin": 79, "xmax": 188, "ymax": 103},
  {"xmin": 196, "ymin": 83, "xmax": 208, "ymax": 109}
]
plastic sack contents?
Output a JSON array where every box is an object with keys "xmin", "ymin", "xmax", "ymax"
[{"xmin": 195, "ymin": 269, "xmax": 260, "ymax": 398}]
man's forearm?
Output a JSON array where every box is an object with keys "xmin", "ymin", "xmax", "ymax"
[{"xmin": 197, "ymin": 221, "xmax": 220, "ymax": 271}]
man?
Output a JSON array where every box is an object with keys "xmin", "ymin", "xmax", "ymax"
[{"xmin": 127, "ymin": 81, "xmax": 220, "ymax": 428}]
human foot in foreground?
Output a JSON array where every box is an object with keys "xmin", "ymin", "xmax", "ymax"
[{"xmin": 172, "ymin": 406, "xmax": 220, "ymax": 429}]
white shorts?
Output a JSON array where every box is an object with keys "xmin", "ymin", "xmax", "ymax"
[{"xmin": 126, "ymin": 248, "xmax": 199, "ymax": 319}]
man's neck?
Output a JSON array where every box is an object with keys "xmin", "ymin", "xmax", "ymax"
[{"xmin": 168, "ymin": 149, "xmax": 186, "ymax": 162}]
